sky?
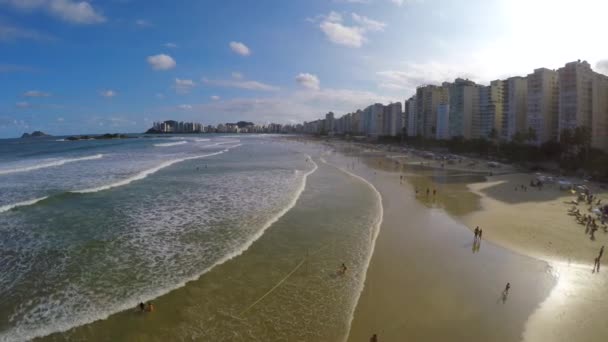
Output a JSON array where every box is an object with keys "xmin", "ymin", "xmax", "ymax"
[{"xmin": 1, "ymin": 0, "xmax": 607, "ymax": 138}]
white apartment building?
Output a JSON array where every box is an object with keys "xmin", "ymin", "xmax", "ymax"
[
  {"xmin": 448, "ymin": 78, "xmax": 479, "ymax": 139},
  {"xmin": 527, "ymin": 68, "xmax": 559, "ymax": 145},
  {"xmin": 502, "ymin": 76, "xmax": 528, "ymax": 141},
  {"xmin": 477, "ymin": 80, "xmax": 504, "ymax": 139}
]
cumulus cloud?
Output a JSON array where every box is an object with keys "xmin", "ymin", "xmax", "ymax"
[
  {"xmin": 0, "ymin": 24, "xmax": 54, "ymax": 41},
  {"xmin": 23, "ymin": 90, "xmax": 51, "ymax": 97},
  {"xmin": 351, "ymin": 13, "xmax": 386, "ymax": 32},
  {"xmin": 317, "ymin": 11, "xmax": 385, "ymax": 48},
  {"xmin": 147, "ymin": 54, "xmax": 176, "ymax": 70},
  {"xmin": 2, "ymin": 0, "xmax": 106, "ymax": 24},
  {"xmin": 231, "ymin": 72, "xmax": 243, "ymax": 79},
  {"xmin": 295, "ymin": 73, "xmax": 320, "ymax": 90},
  {"xmin": 100, "ymin": 89, "xmax": 117, "ymax": 97},
  {"xmin": 377, "ymin": 61, "xmax": 479, "ymax": 95},
  {"xmin": 178, "ymin": 104, "xmax": 192, "ymax": 110},
  {"xmin": 229, "ymin": 41, "xmax": 251, "ymax": 56},
  {"xmin": 210, "ymin": 95, "xmax": 220, "ymax": 101},
  {"xmin": 174, "ymin": 78, "xmax": 196, "ymax": 94},
  {"xmin": 596, "ymin": 60, "xmax": 608, "ymax": 75},
  {"xmin": 203, "ymin": 77, "xmax": 279, "ymax": 92}
]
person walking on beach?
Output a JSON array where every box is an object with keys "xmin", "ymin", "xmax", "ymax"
[
  {"xmin": 478, "ymin": 228, "xmax": 483, "ymax": 240},
  {"xmin": 593, "ymin": 257, "xmax": 600, "ymax": 273},
  {"xmin": 504, "ymin": 283, "xmax": 510, "ymax": 293},
  {"xmin": 146, "ymin": 302, "xmax": 155, "ymax": 312},
  {"xmin": 370, "ymin": 333, "xmax": 378, "ymax": 342},
  {"xmin": 433, "ymin": 188, "xmax": 437, "ymax": 196},
  {"xmin": 426, "ymin": 188, "xmax": 430, "ymax": 196},
  {"xmin": 339, "ymin": 263, "xmax": 347, "ymax": 275},
  {"xmin": 474, "ymin": 226, "xmax": 479, "ymax": 241},
  {"xmin": 600, "ymin": 245, "xmax": 605, "ymax": 259}
]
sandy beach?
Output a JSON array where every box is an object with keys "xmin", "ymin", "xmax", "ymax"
[{"xmin": 325, "ymin": 139, "xmax": 608, "ymax": 342}]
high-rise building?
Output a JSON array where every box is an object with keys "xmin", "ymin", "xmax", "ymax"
[
  {"xmin": 383, "ymin": 102, "xmax": 403, "ymax": 136},
  {"xmin": 502, "ymin": 76, "xmax": 528, "ymax": 141},
  {"xmin": 591, "ymin": 74, "xmax": 608, "ymax": 152},
  {"xmin": 436, "ymin": 104, "xmax": 450, "ymax": 140},
  {"xmin": 558, "ymin": 60, "xmax": 594, "ymax": 135},
  {"xmin": 477, "ymin": 80, "xmax": 504, "ymax": 139},
  {"xmin": 527, "ymin": 68, "xmax": 559, "ymax": 145},
  {"xmin": 448, "ymin": 78, "xmax": 479, "ymax": 139},
  {"xmin": 416, "ymin": 85, "xmax": 448, "ymax": 138},
  {"xmin": 325, "ymin": 112, "xmax": 335, "ymax": 134},
  {"xmin": 362, "ymin": 103, "xmax": 384, "ymax": 137},
  {"xmin": 405, "ymin": 96, "xmax": 417, "ymax": 137}
]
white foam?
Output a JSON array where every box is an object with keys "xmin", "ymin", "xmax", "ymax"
[
  {"xmin": 0, "ymin": 154, "xmax": 103, "ymax": 176},
  {"xmin": 0, "ymin": 148, "xmax": 314, "ymax": 342},
  {"xmin": 0, "ymin": 196, "xmax": 49, "ymax": 213},
  {"xmin": 319, "ymin": 157, "xmax": 384, "ymax": 342},
  {"xmin": 195, "ymin": 138, "xmax": 210, "ymax": 142},
  {"xmin": 71, "ymin": 149, "xmax": 233, "ymax": 194},
  {"xmin": 154, "ymin": 141, "xmax": 187, "ymax": 147}
]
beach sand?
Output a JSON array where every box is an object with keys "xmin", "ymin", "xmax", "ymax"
[
  {"xmin": 318, "ymin": 146, "xmax": 555, "ymax": 342},
  {"xmin": 331, "ymin": 140, "xmax": 608, "ymax": 342}
]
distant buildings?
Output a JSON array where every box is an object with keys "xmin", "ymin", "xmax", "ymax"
[{"xmin": 147, "ymin": 120, "xmax": 300, "ymax": 134}]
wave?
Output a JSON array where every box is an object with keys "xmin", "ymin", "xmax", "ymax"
[
  {"xmin": 0, "ymin": 196, "xmax": 49, "ymax": 214},
  {"xmin": 71, "ymin": 150, "xmax": 229, "ymax": 194},
  {"xmin": 0, "ymin": 149, "xmax": 314, "ymax": 342},
  {"xmin": 195, "ymin": 138, "xmax": 210, "ymax": 142},
  {"xmin": 0, "ymin": 145, "xmax": 242, "ymax": 215},
  {"xmin": 318, "ymin": 158, "xmax": 384, "ymax": 342},
  {"xmin": 0, "ymin": 154, "xmax": 103, "ymax": 176},
  {"xmin": 154, "ymin": 141, "xmax": 188, "ymax": 147}
]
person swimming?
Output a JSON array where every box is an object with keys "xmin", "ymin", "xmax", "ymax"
[{"xmin": 339, "ymin": 263, "xmax": 347, "ymax": 275}]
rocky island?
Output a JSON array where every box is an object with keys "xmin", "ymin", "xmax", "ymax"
[{"xmin": 21, "ymin": 131, "xmax": 51, "ymax": 138}]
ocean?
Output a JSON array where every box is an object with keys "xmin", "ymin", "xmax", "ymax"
[{"xmin": 0, "ymin": 135, "xmax": 381, "ymax": 341}]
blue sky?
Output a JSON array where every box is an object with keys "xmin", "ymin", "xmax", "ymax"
[{"xmin": 1, "ymin": 0, "xmax": 607, "ymax": 138}]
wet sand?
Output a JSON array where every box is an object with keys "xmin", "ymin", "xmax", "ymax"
[{"xmin": 319, "ymin": 147, "xmax": 555, "ymax": 342}]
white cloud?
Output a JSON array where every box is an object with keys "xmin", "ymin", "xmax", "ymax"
[
  {"xmin": 178, "ymin": 104, "xmax": 192, "ymax": 110},
  {"xmin": 203, "ymin": 77, "xmax": 279, "ymax": 92},
  {"xmin": 57, "ymin": 117, "xmax": 64, "ymax": 122},
  {"xmin": 174, "ymin": 78, "xmax": 196, "ymax": 94},
  {"xmin": 2, "ymin": 0, "xmax": 106, "ymax": 24},
  {"xmin": 210, "ymin": 95, "xmax": 220, "ymax": 101},
  {"xmin": 317, "ymin": 11, "xmax": 385, "ymax": 48},
  {"xmin": 164, "ymin": 42, "xmax": 177, "ymax": 48},
  {"xmin": 135, "ymin": 19, "xmax": 151, "ymax": 27},
  {"xmin": 16, "ymin": 101, "xmax": 30, "ymax": 108},
  {"xmin": 155, "ymin": 93, "xmax": 165, "ymax": 99},
  {"xmin": 231, "ymin": 72, "xmax": 243, "ymax": 79},
  {"xmin": 100, "ymin": 89, "xmax": 117, "ymax": 97},
  {"xmin": 23, "ymin": 90, "xmax": 51, "ymax": 97},
  {"xmin": 377, "ymin": 62, "xmax": 477, "ymax": 96},
  {"xmin": 229, "ymin": 41, "xmax": 251, "ymax": 56},
  {"xmin": 351, "ymin": 13, "xmax": 386, "ymax": 32},
  {"xmin": 147, "ymin": 54, "xmax": 176, "ymax": 70},
  {"xmin": 295, "ymin": 73, "xmax": 320, "ymax": 90},
  {"xmin": 596, "ymin": 60, "xmax": 608, "ymax": 76}
]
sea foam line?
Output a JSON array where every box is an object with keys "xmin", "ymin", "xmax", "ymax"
[
  {"xmin": 319, "ymin": 157, "xmax": 384, "ymax": 342},
  {"xmin": 0, "ymin": 154, "xmax": 103, "ymax": 176},
  {"xmin": 0, "ymin": 196, "xmax": 49, "ymax": 214},
  {"xmin": 0, "ymin": 151, "xmax": 315, "ymax": 342},
  {"xmin": 154, "ymin": 141, "xmax": 187, "ymax": 147},
  {"xmin": 72, "ymin": 148, "xmax": 237, "ymax": 194}
]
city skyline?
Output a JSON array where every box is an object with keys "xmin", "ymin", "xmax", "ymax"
[{"xmin": 2, "ymin": 0, "xmax": 608, "ymax": 138}]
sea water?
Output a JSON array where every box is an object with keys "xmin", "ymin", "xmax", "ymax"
[{"xmin": 0, "ymin": 136, "xmax": 381, "ymax": 341}]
